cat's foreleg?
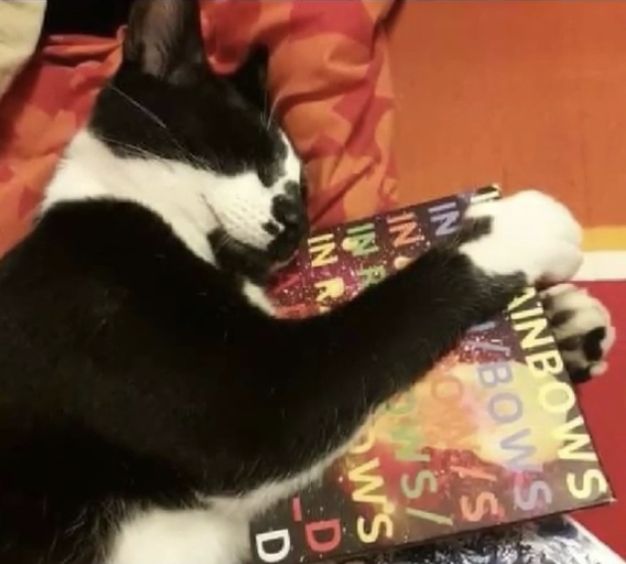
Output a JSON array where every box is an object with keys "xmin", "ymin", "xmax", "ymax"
[{"xmin": 256, "ymin": 191, "xmax": 583, "ymax": 474}]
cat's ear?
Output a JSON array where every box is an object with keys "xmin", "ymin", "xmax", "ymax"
[
  {"xmin": 123, "ymin": 0, "xmax": 207, "ymax": 85},
  {"xmin": 229, "ymin": 45, "xmax": 270, "ymax": 112}
]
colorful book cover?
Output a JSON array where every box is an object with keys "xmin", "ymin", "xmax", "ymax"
[{"xmin": 250, "ymin": 188, "xmax": 614, "ymax": 564}]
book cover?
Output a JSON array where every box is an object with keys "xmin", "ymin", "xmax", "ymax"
[{"xmin": 250, "ymin": 188, "xmax": 613, "ymax": 564}]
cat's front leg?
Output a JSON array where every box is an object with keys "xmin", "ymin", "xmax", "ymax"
[
  {"xmin": 540, "ymin": 283, "xmax": 616, "ymax": 382},
  {"xmin": 255, "ymin": 191, "xmax": 584, "ymax": 477},
  {"xmin": 108, "ymin": 191, "xmax": 585, "ymax": 564}
]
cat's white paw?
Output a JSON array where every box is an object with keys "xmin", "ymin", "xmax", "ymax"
[
  {"xmin": 541, "ymin": 283, "xmax": 616, "ymax": 381},
  {"xmin": 461, "ymin": 190, "xmax": 583, "ymax": 284}
]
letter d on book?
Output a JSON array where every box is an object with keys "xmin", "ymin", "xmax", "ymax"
[
  {"xmin": 305, "ymin": 519, "xmax": 342, "ymax": 553},
  {"xmin": 255, "ymin": 530, "xmax": 291, "ymax": 563}
]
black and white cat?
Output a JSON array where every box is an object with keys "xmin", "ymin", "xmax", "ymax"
[{"xmin": 0, "ymin": 1, "xmax": 615, "ymax": 563}]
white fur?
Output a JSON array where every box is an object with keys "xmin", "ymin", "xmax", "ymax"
[
  {"xmin": 43, "ymin": 130, "xmax": 302, "ymax": 279},
  {"xmin": 44, "ymin": 131, "xmax": 220, "ymax": 264},
  {"xmin": 203, "ymin": 172, "xmax": 279, "ymax": 250},
  {"xmin": 461, "ymin": 190, "xmax": 583, "ymax": 284},
  {"xmin": 242, "ymin": 282, "xmax": 276, "ymax": 316},
  {"xmin": 108, "ymin": 450, "xmax": 340, "ymax": 564},
  {"xmin": 108, "ymin": 508, "xmax": 249, "ymax": 564},
  {"xmin": 541, "ymin": 283, "xmax": 616, "ymax": 376},
  {"xmin": 280, "ymin": 132, "xmax": 301, "ymax": 184}
]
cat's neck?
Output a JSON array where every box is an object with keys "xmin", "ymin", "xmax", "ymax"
[{"xmin": 43, "ymin": 129, "xmax": 218, "ymax": 264}]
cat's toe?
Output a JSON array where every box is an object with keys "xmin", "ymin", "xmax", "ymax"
[{"xmin": 541, "ymin": 283, "xmax": 616, "ymax": 383}]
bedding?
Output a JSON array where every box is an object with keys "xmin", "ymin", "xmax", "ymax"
[
  {"xmin": 0, "ymin": 0, "xmax": 398, "ymax": 257},
  {"xmin": 0, "ymin": 1, "xmax": 623, "ymax": 558}
]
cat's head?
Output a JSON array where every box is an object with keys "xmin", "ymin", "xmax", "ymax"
[{"xmin": 85, "ymin": 0, "xmax": 308, "ymax": 282}]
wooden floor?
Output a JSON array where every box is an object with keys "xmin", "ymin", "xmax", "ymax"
[{"xmin": 389, "ymin": 1, "xmax": 626, "ymax": 250}]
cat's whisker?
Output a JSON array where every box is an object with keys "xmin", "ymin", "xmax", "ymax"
[
  {"xmin": 108, "ymin": 84, "xmax": 207, "ymax": 170},
  {"xmin": 97, "ymin": 135, "xmax": 204, "ymax": 174},
  {"xmin": 108, "ymin": 84, "xmax": 169, "ymax": 130},
  {"xmin": 95, "ymin": 136, "xmax": 160, "ymax": 161},
  {"xmin": 266, "ymin": 98, "xmax": 279, "ymax": 131}
]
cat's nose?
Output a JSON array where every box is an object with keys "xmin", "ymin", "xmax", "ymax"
[
  {"xmin": 272, "ymin": 195, "xmax": 305, "ymax": 228},
  {"xmin": 269, "ymin": 194, "xmax": 309, "ymax": 263}
]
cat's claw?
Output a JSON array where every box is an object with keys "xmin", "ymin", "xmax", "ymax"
[
  {"xmin": 541, "ymin": 283, "xmax": 616, "ymax": 382},
  {"xmin": 461, "ymin": 190, "xmax": 583, "ymax": 284}
]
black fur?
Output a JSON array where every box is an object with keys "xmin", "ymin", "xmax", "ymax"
[
  {"xmin": 90, "ymin": 57, "xmax": 285, "ymax": 181},
  {"xmin": 540, "ymin": 287, "xmax": 612, "ymax": 384},
  {"xmin": 0, "ymin": 1, "xmax": 530, "ymax": 562},
  {"xmin": 88, "ymin": 1, "xmax": 301, "ymax": 286},
  {"xmin": 0, "ymin": 199, "xmax": 525, "ymax": 562}
]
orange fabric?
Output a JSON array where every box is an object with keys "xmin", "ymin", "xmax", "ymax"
[
  {"xmin": 389, "ymin": 1, "xmax": 626, "ymax": 249},
  {"xmin": 0, "ymin": 1, "xmax": 397, "ymax": 257},
  {"xmin": 201, "ymin": 1, "xmax": 398, "ymax": 226},
  {"xmin": 0, "ymin": 32, "xmax": 122, "ymax": 256},
  {"xmin": 388, "ymin": 4, "xmax": 626, "ymax": 556}
]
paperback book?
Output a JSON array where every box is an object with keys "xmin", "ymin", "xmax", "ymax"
[{"xmin": 250, "ymin": 187, "xmax": 613, "ymax": 564}]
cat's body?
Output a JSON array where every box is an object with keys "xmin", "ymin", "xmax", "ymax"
[{"xmin": 0, "ymin": 1, "xmax": 615, "ymax": 563}]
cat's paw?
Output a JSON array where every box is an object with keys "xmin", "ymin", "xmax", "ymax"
[
  {"xmin": 461, "ymin": 190, "xmax": 583, "ymax": 284},
  {"xmin": 541, "ymin": 283, "xmax": 616, "ymax": 382}
]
